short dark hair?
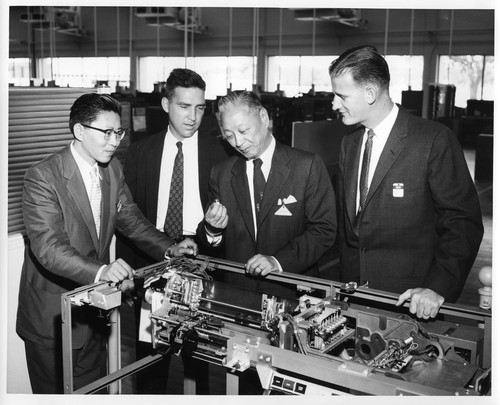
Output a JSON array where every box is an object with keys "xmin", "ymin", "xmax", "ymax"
[
  {"xmin": 69, "ymin": 93, "xmax": 121, "ymax": 135},
  {"xmin": 165, "ymin": 68, "xmax": 206, "ymax": 100},
  {"xmin": 328, "ymin": 45, "xmax": 390, "ymax": 89},
  {"xmin": 217, "ymin": 90, "xmax": 264, "ymax": 115}
]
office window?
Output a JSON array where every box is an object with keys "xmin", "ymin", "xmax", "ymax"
[
  {"xmin": 8, "ymin": 58, "xmax": 31, "ymax": 86},
  {"xmin": 138, "ymin": 56, "xmax": 253, "ymax": 100},
  {"xmin": 36, "ymin": 57, "xmax": 130, "ymax": 89},
  {"xmin": 267, "ymin": 55, "xmax": 424, "ymax": 103},
  {"xmin": 267, "ymin": 56, "xmax": 337, "ymax": 97},
  {"xmin": 385, "ymin": 55, "xmax": 424, "ymax": 104},
  {"xmin": 438, "ymin": 55, "xmax": 494, "ymax": 108}
]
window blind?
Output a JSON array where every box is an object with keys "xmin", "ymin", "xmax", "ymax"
[{"xmin": 8, "ymin": 87, "xmax": 94, "ymax": 234}]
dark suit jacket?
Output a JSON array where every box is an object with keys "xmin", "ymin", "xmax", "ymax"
[
  {"xmin": 197, "ymin": 140, "xmax": 337, "ymax": 298},
  {"xmin": 338, "ymin": 107, "xmax": 483, "ymax": 302},
  {"xmin": 16, "ymin": 145, "xmax": 172, "ymax": 349},
  {"xmin": 118, "ymin": 115, "xmax": 234, "ymax": 268}
]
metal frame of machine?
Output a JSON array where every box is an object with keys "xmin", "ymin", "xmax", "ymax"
[{"xmin": 61, "ymin": 255, "xmax": 492, "ymax": 395}]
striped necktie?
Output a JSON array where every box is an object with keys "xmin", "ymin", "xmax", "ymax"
[
  {"xmin": 164, "ymin": 141, "xmax": 184, "ymax": 241},
  {"xmin": 90, "ymin": 165, "xmax": 102, "ymax": 238}
]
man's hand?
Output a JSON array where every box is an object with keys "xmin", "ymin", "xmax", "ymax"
[
  {"xmin": 204, "ymin": 199, "xmax": 228, "ymax": 233},
  {"xmin": 167, "ymin": 237, "xmax": 198, "ymax": 257},
  {"xmin": 119, "ymin": 279, "xmax": 135, "ymax": 294},
  {"xmin": 396, "ymin": 288, "xmax": 445, "ymax": 319},
  {"xmin": 245, "ymin": 254, "xmax": 280, "ymax": 277},
  {"xmin": 100, "ymin": 258, "xmax": 134, "ymax": 284}
]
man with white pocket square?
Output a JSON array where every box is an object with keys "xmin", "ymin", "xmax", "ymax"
[{"xmin": 196, "ymin": 90, "xmax": 337, "ymax": 299}]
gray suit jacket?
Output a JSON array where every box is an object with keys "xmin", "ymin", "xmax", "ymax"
[
  {"xmin": 16, "ymin": 145, "xmax": 171, "ymax": 348},
  {"xmin": 197, "ymin": 141, "xmax": 337, "ymax": 298},
  {"xmin": 338, "ymin": 107, "xmax": 483, "ymax": 301}
]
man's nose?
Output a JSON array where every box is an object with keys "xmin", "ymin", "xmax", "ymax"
[
  {"xmin": 331, "ymin": 96, "xmax": 341, "ymax": 111},
  {"xmin": 187, "ymin": 107, "xmax": 197, "ymax": 122},
  {"xmin": 107, "ymin": 135, "xmax": 119, "ymax": 147},
  {"xmin": 234, "ymin": 133, "xmax": 244, "ymax": 147}
]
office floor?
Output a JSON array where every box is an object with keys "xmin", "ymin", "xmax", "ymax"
[{"xmin": 117, "ymin": 147, "xmax": 493, "ymax": 395}]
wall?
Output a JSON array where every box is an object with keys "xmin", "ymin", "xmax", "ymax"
[{"xmin": 6, "ymin": 234, "xmax": 31, "ymax": 394}]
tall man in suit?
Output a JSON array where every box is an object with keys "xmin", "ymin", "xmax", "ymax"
[
  {"xmin": 120, "ymin": 68, "xmax": 233, "ymax": 268},
  {"xmin": 330, "ymin": 45, "xmax": 483, "ymax": 319},
  {"xmin": 16, "ymin": 93, "xmax": 197, "ymax": 394},
  {"xmin": 197, "ymin": 90, "xmax": 337, "ymax": 299},
  {"xmin": 119, "ymin": 68, "xmax": 232, "ymax": 393}
]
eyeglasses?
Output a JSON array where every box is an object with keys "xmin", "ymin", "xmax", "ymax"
[{"xmin": 81, "ymin": 124, "xmax": 126, "ymax": 141}]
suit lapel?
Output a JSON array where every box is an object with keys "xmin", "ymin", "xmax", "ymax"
[
  {"xmin": 257, "ymin": 143, "xmax": 289, "ymax": 229},
  {"xmin": 62, "ymin": 147, "xmax": 100, "ymax": 252},
  {"xmin": 365, "ymin": 109, "xmax": 408, "ymax": 208},
  {"xmin": 100, "ymin": 165, "xmax": 111, "ymax": 254},
  {"xmin": 230, "ymin": 158, "xmax": 256, "ymax": 242},
  {"xmin": 345, "ymin": 127, "xmax": 364, "ymax": 226}
]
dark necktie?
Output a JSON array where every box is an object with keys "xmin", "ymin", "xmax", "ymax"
[
  {"xmin": 358, "ymin": 129, "xmax": 375, "ymax": 213},
  {"xmin": 164, "ymin": 141, "xmax": 183, "ymax": 241},
  {"xmin": 253, "ymin": 158, "xmax": 266, "ymax": 218},
  {"xmin": 354, "ymin": 129, "xmax": 375, "ymax": 235}
]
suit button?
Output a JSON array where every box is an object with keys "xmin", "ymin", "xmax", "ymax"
[{"xmin": 361, "ymin": 248, "xmax": 366, "ymax": 253}]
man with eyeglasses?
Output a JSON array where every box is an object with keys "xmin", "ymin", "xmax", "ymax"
[{"xmin": 16, "ymin": 92, "xmax": 197, "ymax": 394}]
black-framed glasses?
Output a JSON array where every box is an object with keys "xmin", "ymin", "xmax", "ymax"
[{"xmin": 81, "ymin": 124, "xmax": 126, "ymax": 141}]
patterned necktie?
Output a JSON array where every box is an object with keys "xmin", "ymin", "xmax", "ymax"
[
  {"xmin": 164, "ymin": 141, "xmax": 184, "ymax": 241},
  {"xmin": 89, "ymin": 165, "xmax": 101, "ymax": 238},
  {"xmin": 253, "ymin": 158, "xmax": 266, "ymax": 218},
  {"xmin": 358, "ymin": 129, "xmax": 375, "ymax": 213}
]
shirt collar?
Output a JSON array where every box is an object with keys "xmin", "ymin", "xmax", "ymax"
[
  {"xmin": 370, "ymin": 103, "xmax": 399, "ymax": 137},
  {"xmin": 166, "ymin": 127, "xmax": 198, "ymax": 147},
  {"xmin": 70, "ymin": 141, "xmax": 99, "ymax": 177},
  {"xmin": 254, "ymin": 135, "xmax": 276, "ymax": 165}
]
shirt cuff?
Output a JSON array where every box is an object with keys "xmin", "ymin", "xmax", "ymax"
[
  {"xmin": 205, "ymin": 225, "xmax": 223, "ymax": 246},
  {"xmin": 271, "ymin": 256, "xmax": 283, "ymax": 273},
  {"xmin": 94, "ymin": 265, "xmax": 106, "ymax": 283}
]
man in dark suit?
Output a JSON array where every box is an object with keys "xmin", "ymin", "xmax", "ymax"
[
  {"xmin": 197, "ymin": 90, "xmax": 337, "ymax": 299},
  {"xmin": 16, "ymin": 93, "xmax": 196, "ymax": 394},
  {"xmin": 118, "ymin": 68, "xmax": 232, "ymax": 393},
  {"xmin": 330, "ymin": 45, "xmax": 483, "ymax": 319},
  {"xmin": 119, "ymin": 68, "xmax": 233, "ymax": 268}
]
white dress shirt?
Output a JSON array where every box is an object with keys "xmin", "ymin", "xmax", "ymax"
[
  {"xmin": 71, "ymin": 141, "xmax": 99, "ymax": 201},
  {"xmin": 156, "ymin": 128, "xmax": 203, "ymax": 236},
  {"xmin": 70, "ymin": 141, "xmax": 105, "ymax": 281},
  {"xmin": 356, "ymin": 103, "xmax": 399, "ymax": 212},
  {"xmin": 246, "ymin": 136, "xmax": 276, "ymax": 239}
]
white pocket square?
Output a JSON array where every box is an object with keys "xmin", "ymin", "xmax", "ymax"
[
  {"xmin": 275, "ymin": 205, "xmax": 292, "ymax": 216},
  {"xmin": 283, "ymin": 195, "xmax": 297, "ymax": 204}
]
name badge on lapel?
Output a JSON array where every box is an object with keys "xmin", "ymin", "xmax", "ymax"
[{"xmin": 393, "ymin": 183, "xmax": 404, "ymax": 198}]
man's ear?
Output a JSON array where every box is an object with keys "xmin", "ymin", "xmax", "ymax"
[
  {"xmin": 161, "ymin": 97, "xmax": 169, "ymax": 113},
  {"xmin": 365, "ymin": 84, "xmax": 377, "ymax": 105},
  {"xmin": 73, "ymin": 123, "xmax": 84, "ymax": 141},
  {"xmin": 259, "ymin": 107, "xmax": 270, "ymax": 127}
]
